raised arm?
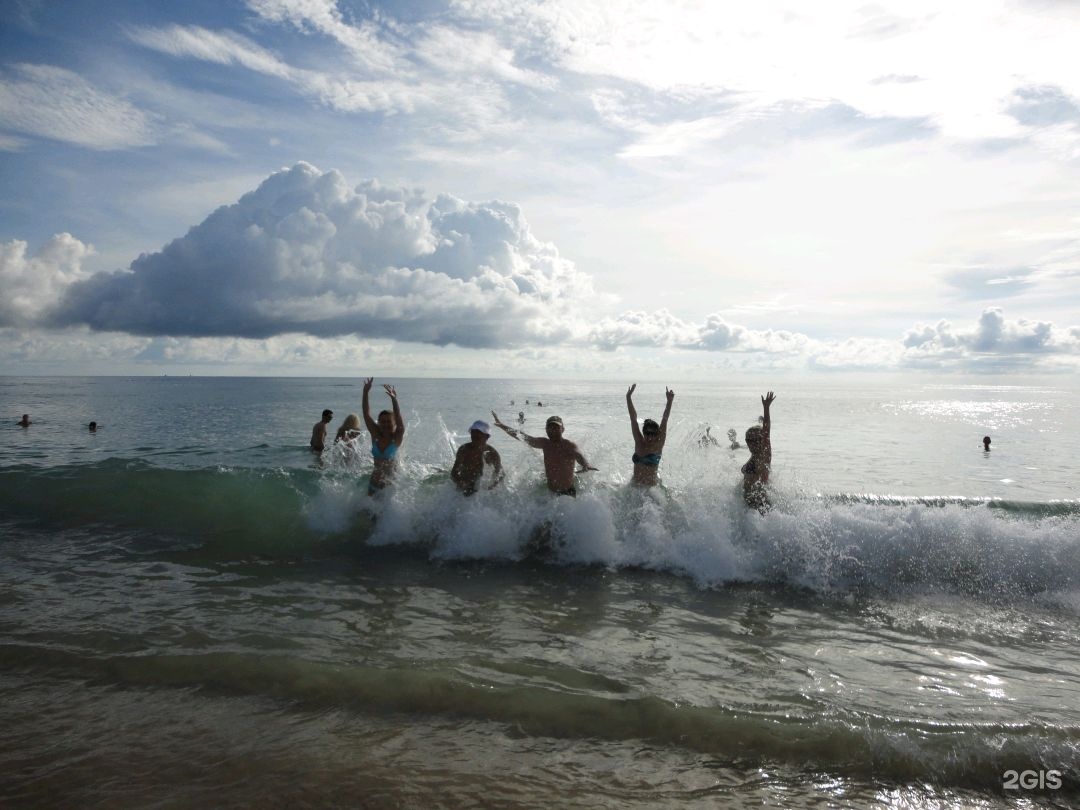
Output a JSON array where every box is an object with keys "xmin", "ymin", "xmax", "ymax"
[
  {"xmin": 385, "ymin": 384, "xmax": 405, "ymax": 443},
  {"xmin": 761, "ymin": 391, "xmax": 775, "ymax": 439},
  {"xmin": 626, "ymin": 384, "xmax": 643, "ymax": 444},
  {"xmin": 492, "ymin": 410, "xmax": 544, "ymax": 448},
  {"xmin": 361, "ymin": 378, "xmax": 378, "ymax": 434},
  {"xmin": 659, "ymin": 387, "xmax": 675, "ymax": 437}
]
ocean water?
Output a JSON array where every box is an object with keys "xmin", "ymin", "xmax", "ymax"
[{"xmin": 1, "ymin": 375, "xmax": 1079, "ymax": 808}]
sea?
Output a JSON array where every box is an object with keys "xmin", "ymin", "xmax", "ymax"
[{"xmin": 1, "ymin": 375, "xmax": 1079, "ymax": 808}]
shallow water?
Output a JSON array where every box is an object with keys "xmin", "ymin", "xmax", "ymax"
[{"xmin": 2, "ymin": 376, "xmax": 1079, "ymax": 807}]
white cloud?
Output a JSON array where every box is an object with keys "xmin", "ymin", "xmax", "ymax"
[
  {"xmin": 124, "ymin": 24, "xmax": 293, "ymax": 79},
  {"xmin": 413, "ymin": 26, "xmax": 555, "ymax": 90},
  {"xmin": 901, "ymin": 307, "xmax": 1080, "ymax": 370},
  {"xmin": 902, "ymin": 307, "xmax": 1074, "ymax": 354},
  {"xmin": 0, "ymin": 64, "xmax": 156, "ymax": 150},
  {"xmin": 0, "ymin": 234, "xmax": 94, "ymax": 326},
  {"xmin": 455, "ymin": 0, "xmax": 1080, "ymax": 147},
  {"xmin": 125, "ymin": 23, "xmax": 431, "ymax": 115},
  {"xmin": 51, "ymin": 163, "xmax": 592, "ymax": 347},
  {"xmin": 245, "ymin": 0, "xmax": 402, "ymax": 73}
]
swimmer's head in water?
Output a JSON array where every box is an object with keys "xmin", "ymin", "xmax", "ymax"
[
  {"xmin": 377, "ymin": 410, "xmax": 396, "ymax": 432},
  {"xmin": 89, "ymin": 421, "xmax": 97, "ymax": 431},
  {"xmin": 983, "ymin": 435, "xmax": 991, "ymax": 449},
  {"xmin": 545, "ymin": 415, "xmax": 564, "ymax": 438},
  {"xmin": 642, "ymin": 418, "xmax": 660, "ymax": 438},
  {"xmin": 745, "ymin": 425, "xmax": 764, "ymax": 449}
]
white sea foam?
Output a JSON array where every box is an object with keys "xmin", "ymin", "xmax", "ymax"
[{"xmin": 302, "ymin": 459, "xmax": 1080, "ymax": 600}]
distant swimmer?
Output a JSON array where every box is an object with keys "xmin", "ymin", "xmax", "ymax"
[
  {"xmin": 727, "ymin": 428, "xmax": 741, "ymax": 450},
  {"xmin": 310, "ymin": 408, "xmax": 334, "ymax": 451},
  {"xmin": 17, "ymin": 414, "xmax": 31, "ymax": 427},
  {"xmin": 741, "ymin": 392, "xmax": 775, "ymax": 514},
  {"xmin": 517, "ymin": 411, "xmax": 526, "ymax": 424},
  {"xmin": 451, "ymin": 420, "xmax": 504, "ymax": 496},
  {"xmin": 626, "ymin": 384, "xmax": 673, "ymax": 487},
  {"xmin": 88, "ymin": 421, "xmax": 98, "ymax": 433},
  {"xmin": 983, "ymin": 436, "xmax": 991, "ymax": 452},
  {"xmin": 698, "ymin": 426, "xmax": 720, "ymax": 448},
  {"xmin": 334, "ymin": 414, "xmax": 362, "ymax": 446},
  {"xmin": 537, "ymin": 401, "xmax": 543, "ymax": 407},
  {"xmin": 492, "ymin": 411, "xmax": 596, "ymax": 496},
  {"xmin": 363, "ymin": 378, "xmax": 405, "ymax": 496}
]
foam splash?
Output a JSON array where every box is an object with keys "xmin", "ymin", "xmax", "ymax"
[{"xmin": 301, "ymin": 460, "xmax": 1080, "ymax": 600}]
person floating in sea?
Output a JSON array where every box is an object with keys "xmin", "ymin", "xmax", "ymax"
[
  {"xmin": 983, "ymin": 436, "xmax": 992, "ymax": 452},
  {"xmin": 626, "ymin": 384, "xmax": 673, "ymax": 487},
  {"xmin": 698, "ymin": 426, "xmax": 720, "ymax": 448},
  {"xmin": 363, "ymin": 378, "xmax": 405, "ymax": 496},
  {"xmin": 310, "ymin": 408, "xmax": 333, "ymax": 451},
  {"xmin": 17, "ymin": 414, "xmax": 31, "ymax": 428},
  {"xmin": 517, "ymin": 411, "xmax": 526, "ymax": 424},
  {"xmin": 491, "ymin": 411, "xmax": 596, "ymax": 496},
  {"xmin": 451, "ymin": 420, "xmax": 504, "ymax": 496},
  {"xmin": 742, "ymin": 392, "xmax": 775, "ymax": 513},
  {"xmin": 88, "ymin": 421, "xmax": 98, "ymax": 433},
  {"xmin": 727, "ymin": 428, "xmax": 741, "ymax": 450}
]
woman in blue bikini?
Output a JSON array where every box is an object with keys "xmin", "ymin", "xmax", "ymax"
[
  {"xmin": 362, "ymin": 377, "xmax": 405, "ymax": 496},
  {"xmin": 626, "ymin": 384, "xmax": 674, "ymax": 487}
]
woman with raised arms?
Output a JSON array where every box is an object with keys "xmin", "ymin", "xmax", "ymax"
[
  {"xmin": 741, "ymin": 391, "xmax": 775, "ymax": 513},
  {"xmin": 626, "ymin": 384, "xmax": 674, "ymax": 487},
  {"xmin": 362, "ymin": 378, "xmax": 405, "ymax": 496}
]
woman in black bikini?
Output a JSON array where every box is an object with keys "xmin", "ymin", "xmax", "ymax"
[
  {"xmin": 742, "ymin": 391, "xmax": 775, "ymax": 513},
  {"xmin": 626, "ymin": 384, "xmax": 674, "ymax": 487}
]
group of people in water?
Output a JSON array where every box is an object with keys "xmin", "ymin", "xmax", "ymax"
[{"xmin": 309, "ymin": 379, "xmax": 777, "ymax": 511}]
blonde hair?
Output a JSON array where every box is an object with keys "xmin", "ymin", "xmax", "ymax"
[{"xmin": 336, "ymin": 413, "xmax": 362, "ymax": 442}]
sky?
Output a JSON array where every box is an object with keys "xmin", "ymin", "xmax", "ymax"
[{"xmin": 1, "ymin": 0, "xmax": 1079, "ymax": 378}]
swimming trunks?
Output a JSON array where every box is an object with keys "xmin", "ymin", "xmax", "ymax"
[
  {"xmin": 371, "ymin": 440, "xmax": 399, "ymax": 460},
  {"xmin": 632, "ymin": 453, "xmax": 662, "ymax": 467}
]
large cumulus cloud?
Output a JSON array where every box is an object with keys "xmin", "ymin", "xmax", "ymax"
[{"xmin": 50, "ymin": 162, "xmax": 589, "ymax": 347}]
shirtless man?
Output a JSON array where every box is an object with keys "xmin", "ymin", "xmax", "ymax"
[
  {"xmin": 310, "ymin": 409, "xmax": 333, "ymax": 451},
  {"xmin": 17, "ymin": 414, "xmax": 31, "ymax": 428},
  {"xmin": 451, "ymin": 420, "xmax": 504, "ymax": 496},
  {"xmin": 491, "ymin": 411, "xmax": 597, "ymax": 496}
]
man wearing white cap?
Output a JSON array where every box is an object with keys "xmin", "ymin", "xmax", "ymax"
[{"xmin": 451, "ymin": 420, "xmax": 505, "ymax": 496}]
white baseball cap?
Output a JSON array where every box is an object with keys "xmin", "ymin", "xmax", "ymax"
[{"xmin": 469, "ymin": 420, "xmax": 491, "ymax": 435}]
